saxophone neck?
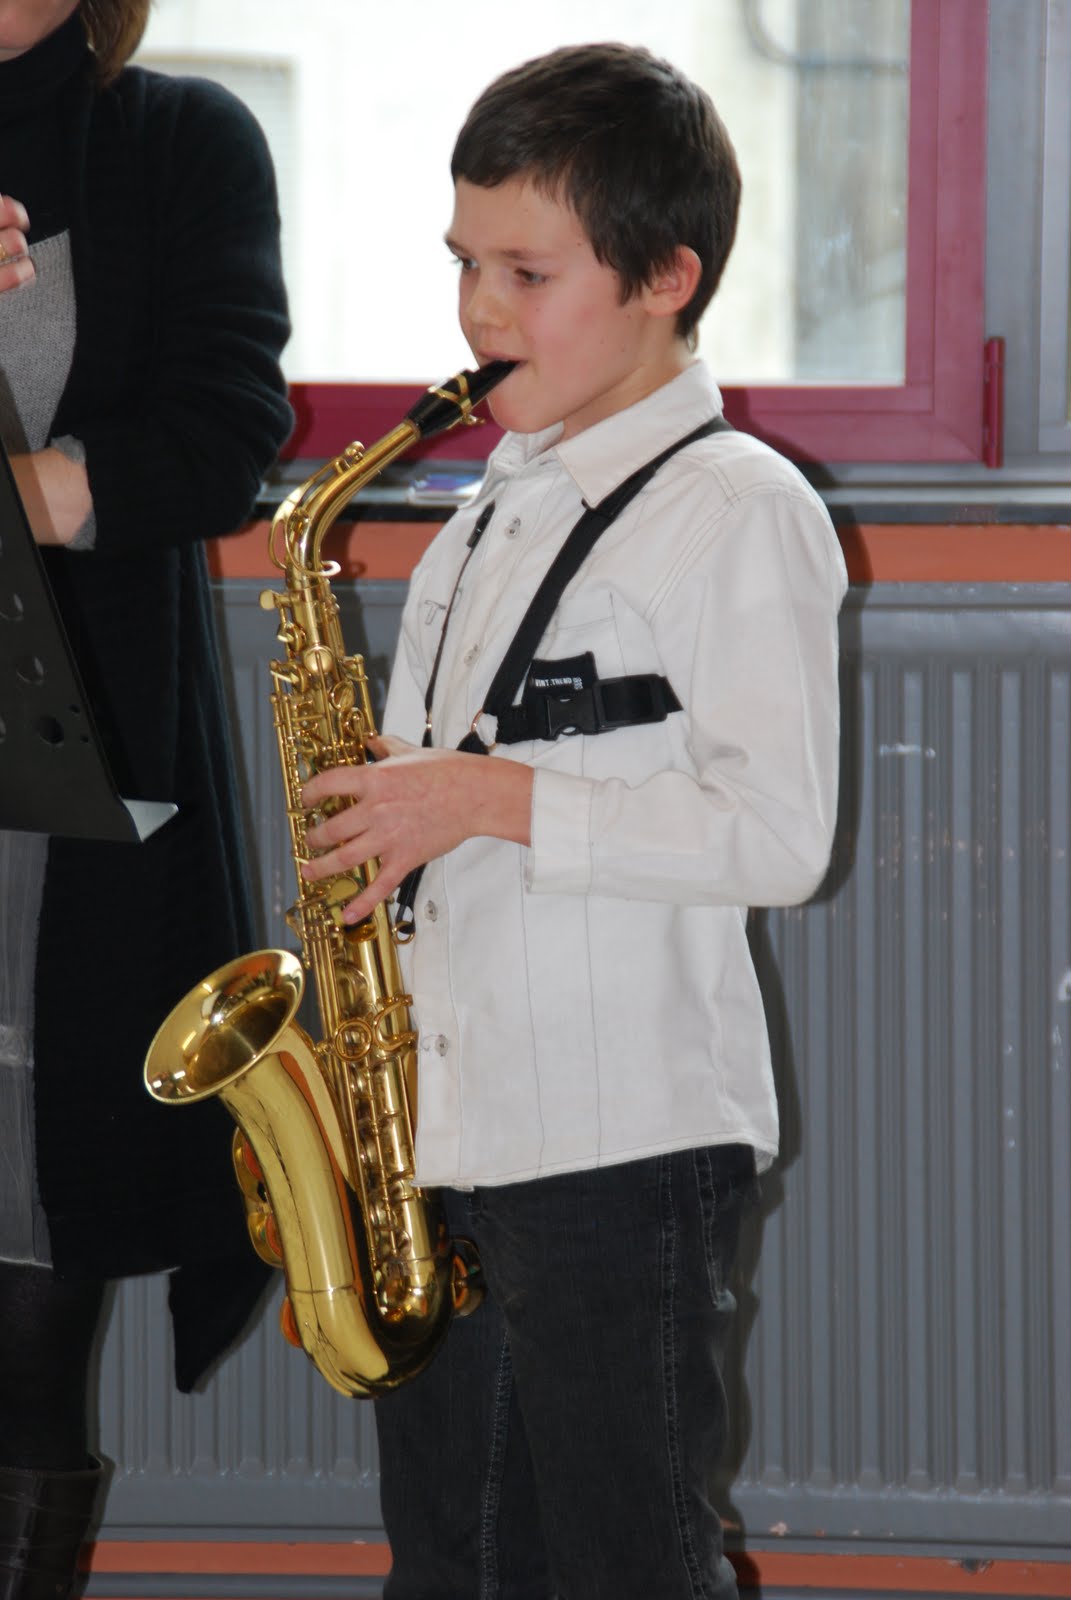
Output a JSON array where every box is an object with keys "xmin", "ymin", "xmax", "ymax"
[
  {"xmin": 269, "ymin": 360, "xmax": 515, "ymax": 580},
  {"xmin": 271, "ymin": 420, "xmax": 419, "ymax": 577}
]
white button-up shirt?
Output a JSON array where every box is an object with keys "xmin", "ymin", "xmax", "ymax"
[{"xmin": 385, "ymin": 361, "xmax": 847, "ymax": 1187}]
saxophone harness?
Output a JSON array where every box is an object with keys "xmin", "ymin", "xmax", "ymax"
[{"xmin": 395, "ymin": 410, "xmax": 733, "ymax": 926}]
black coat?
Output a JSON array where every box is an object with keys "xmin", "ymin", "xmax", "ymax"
[{"xmin": 24, "ymin": 30, "xmax": 293, "ymax": 1389}]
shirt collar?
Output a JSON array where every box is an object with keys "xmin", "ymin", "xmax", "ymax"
[
  {"xmin": 480, "ymin": 360, "xmax": 724, "ymax": 508},
  {"xmin": 480, "ymin": 419, "xmax": 563, "ymax": 499}
]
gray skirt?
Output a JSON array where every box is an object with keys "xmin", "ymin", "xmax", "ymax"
[
  {"xmin": 0, "ymin": 828, "xmax": 52, "ymax": 1264},
  {"xmin": 1, "ymin": 230, "xmax": 79, "ymax": 1266}
]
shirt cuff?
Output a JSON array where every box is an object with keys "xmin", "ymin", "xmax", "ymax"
[{"xmin": 525, "ymin": 767, "xmax": 595, "ymax": 895}]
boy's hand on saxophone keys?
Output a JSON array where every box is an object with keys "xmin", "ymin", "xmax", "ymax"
[{"xmin": 301, "ymin": 734, "xmax": 534, "ymax": 925}]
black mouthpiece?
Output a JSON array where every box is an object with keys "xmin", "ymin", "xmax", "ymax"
[{"xmin": 404, "ymin": 361, "xmax": 516, "ymax": 441}]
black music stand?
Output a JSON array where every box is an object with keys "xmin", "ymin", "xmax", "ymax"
[{"xmin": 0, "ymin": 442, "xmax": 176, "ymax": 841}]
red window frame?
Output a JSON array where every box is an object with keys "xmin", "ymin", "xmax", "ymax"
[{"xmin": 282, "ymin": 0, "xmax": 987, "ymax": 468}]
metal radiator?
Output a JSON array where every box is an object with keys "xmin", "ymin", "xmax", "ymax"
[{"xmin": 95, "ymin": 580, "xmax": 1071, "ymax": 1563}]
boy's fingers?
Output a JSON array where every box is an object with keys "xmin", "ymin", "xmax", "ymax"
[
  {"xmin": 305, "ymin": 805, "xmax": 359, "ymax": 848},
  {"xmin": 302, "ymin": 766, "xmax": 362, "ymax": 808},
  {"xmin": 340, "ymin": 871, "xmax": 399, "ymax": 925},
  {"xmin": 369, "ymin": 734, "xmax": 413, "ymax": 759},
  {"xmin": 302, "ymin": 831, "xmax": 362, "ymax": 877}
]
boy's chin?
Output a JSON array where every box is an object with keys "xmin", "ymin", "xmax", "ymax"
[{"xmin": 486, "ymin": 394, "xmax": 527, "ymax": 433}]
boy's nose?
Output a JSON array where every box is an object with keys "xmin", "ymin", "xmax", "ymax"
[{"xmin": 464, "ymin": 275, "xmax": 508, "ymax": 331}]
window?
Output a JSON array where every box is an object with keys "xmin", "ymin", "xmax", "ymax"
[
  {"xmin": 727, "ymin": 0, "xmax": 987, "ymax": 463},
  {"xmin": 137, "ymin": 0, "xmax": 990, "ymax": 465}
]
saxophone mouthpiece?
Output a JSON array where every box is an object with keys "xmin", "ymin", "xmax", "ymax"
[{"xmin": 404, "ymin": 361, "xmax": 516, "ymax": 440}]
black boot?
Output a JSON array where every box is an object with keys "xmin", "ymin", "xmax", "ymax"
[{"xmin": 0, "ymin": 1460, "xmax": 103, "ymax": 1600}]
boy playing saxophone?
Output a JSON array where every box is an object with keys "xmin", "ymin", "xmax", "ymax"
[{"xmin": 302, "ymin": 41, "xmax": 846, "ymax": 1600}]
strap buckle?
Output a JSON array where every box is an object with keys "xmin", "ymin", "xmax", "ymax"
[
  {"xmin": 540, "ymin": 676, "xmax": 675, "ymax": 739},
  {"xmin": 540, "ymin": 684, "xmax": 604, "ymax": 738}
]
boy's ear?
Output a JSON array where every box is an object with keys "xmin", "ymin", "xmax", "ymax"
[{"xmin": 642, "ymin": 246, "xmax": 703, "ymax": 319}]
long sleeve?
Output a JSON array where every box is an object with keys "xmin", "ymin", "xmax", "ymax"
[
  {"xmin": 527, "ymin": 478, "xmax": 845, "ymax": 908},
  {"xmin": 56, "ymin": 71, "xmax": 292, "ymax": 551}
]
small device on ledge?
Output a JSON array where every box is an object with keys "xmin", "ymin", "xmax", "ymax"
[{"xmin": 406, "ymin": 467, "xmax": 483, "ymax": 507}]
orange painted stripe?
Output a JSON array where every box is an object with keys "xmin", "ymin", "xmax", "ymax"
[
  {"xmin": 84, "ymin": 1540, "xmax": 389, "ymax": 1577},
  {"xmin": 839, "ymin": 523, "xmax": 1071, "ymax": 583},
  {"xmin": 207, "ymin": 519, "xmax": 437, "ymax": 582},
  {"xmin": 82, "ymin": 1541, "xmax": 1071, "ymax": 1595},
  {"xmin": 208, "ymin": 521, "xmax": 1071, "ymax": 585},
  {"xmin": 732, "ymin": 1550, "xmax": 1071, "ymax": 1594}
]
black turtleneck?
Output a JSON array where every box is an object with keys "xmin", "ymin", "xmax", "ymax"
[{"xmin": 0, "ymin": 12, "xmax": 89, "ymax": 242}]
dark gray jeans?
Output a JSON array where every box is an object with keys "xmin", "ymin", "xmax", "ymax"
[{"xmin": 375, "ymin": 1143, "xmax": 757, "ymax": 1600}]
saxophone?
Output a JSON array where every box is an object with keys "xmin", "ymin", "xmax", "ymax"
[{"xmin": 144, "ymin": 361, "xmax": 514, "ymax": 1398}]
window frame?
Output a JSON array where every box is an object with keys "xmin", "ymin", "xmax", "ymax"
[
  {"xmin": 1037, "ymin": 0, "xmax": 1071, "ymax": 456},
  {"xmin": 283, "ymin": 0, "xmax": 988, "ymax": 468}
]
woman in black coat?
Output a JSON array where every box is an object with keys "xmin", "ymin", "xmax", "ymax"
[{"xmin": 0, "ymin": 0, "xmax": 292, "ymax": 1591}]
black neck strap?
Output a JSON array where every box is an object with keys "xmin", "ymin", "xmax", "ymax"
[
  {"xmin": 457, "ymin": 413, "xmax": 731, "ymax": 753},
  {"xmin": 420, "ymin": 499, "xmax": 496, "ymax": 747}
]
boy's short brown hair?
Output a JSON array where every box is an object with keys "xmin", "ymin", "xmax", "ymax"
[{"xmin": 451, "ymin": 42, "xmax": 741, "ymax": 342}]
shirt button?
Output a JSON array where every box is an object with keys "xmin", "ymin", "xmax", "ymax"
[
  {"xmin": 423, "ymin": 900, "xmax": 438, "ymax": 922},
  {"xmin": 504, "ymin": 517, "xmax": 521, "ymax": 539},
  {"xmin": 463, "ymin": 644, "xmax": 480, "ymax": 665},
  {"xmin": 434, "ymin": 1035, "xmax": 449, "ymax": 1056}
]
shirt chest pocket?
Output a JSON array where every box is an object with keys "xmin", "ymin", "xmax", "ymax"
[
  {"xmin": 533, "ymin": 589, "xmax": 628, "ymax": 681},
  {"xmin": 496, "ymin": 585, "xmax": 680, "ymax": 774}
]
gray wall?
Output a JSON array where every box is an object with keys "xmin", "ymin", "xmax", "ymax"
[{"xmin": 88, "ymin": 577, "xmax": 1071, "ymax": 1581}]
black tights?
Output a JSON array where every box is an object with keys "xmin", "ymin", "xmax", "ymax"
[{"xmin": 0, "ymin": 1263, "xmax": 106, "ymax": 1470}]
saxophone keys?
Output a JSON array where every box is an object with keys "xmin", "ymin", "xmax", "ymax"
[
  {"xmin": 234, "ymin": 1132, "xmax": 263, "ymax": 1185},
  {"xmin": 303, "ymin": 643, "xmax": 335, "ymax": 681},
  {"xmin": 279, "ymin": 1296, "xmax": 303, "ymax": 1349},
  {"xmin": 449, "ymin": 1237, "xmax": 485, "ymax": 1316}
]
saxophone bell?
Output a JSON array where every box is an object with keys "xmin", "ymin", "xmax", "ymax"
[{"xmin": 145, "ymin": 947, "xmax": 481, "ymax": 1398}]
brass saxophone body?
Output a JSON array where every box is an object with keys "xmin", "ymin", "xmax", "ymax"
[{"xmin": 144, "ymin": 363, "xmax": 513, "ymax": 1398}]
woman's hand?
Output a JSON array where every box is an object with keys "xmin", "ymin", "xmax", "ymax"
[
  {"xmin": 301, "ymin": 734, "xmax": 534, "ymax": 924},
  {"xmin": 10, "ymin": 448, "xmax": 92, "ymax": 546},
  {"xmin": 0, "ymin": 196, "xmax": 34, "ymax": 292}
]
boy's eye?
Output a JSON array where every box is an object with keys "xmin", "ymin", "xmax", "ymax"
[
  {"xmin": 516, "ymin": 268, "xmax": 547, "ymax": 287},
  {"xmin": 449, "ymin": 252, "xmax": 477, "ymax": 273}
]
